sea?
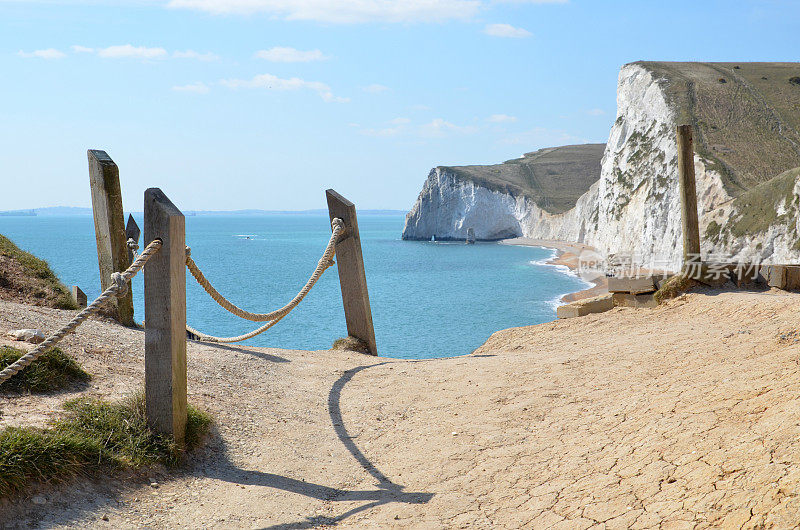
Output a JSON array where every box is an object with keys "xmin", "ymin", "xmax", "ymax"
[{"xmin": 0, "ymin": 213, "xmax": 589, "ymax": 359}]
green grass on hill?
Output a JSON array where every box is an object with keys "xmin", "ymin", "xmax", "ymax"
[
  {"xmin": 0, "ymin": 234, "xmax": 77, "ymax": 310},
  {"xmin": 0, "ymin": 393, "xmax": 211, "ymax": 496},
  {"xmin": 0, "ymin": 346, "xmax": 90, "ymax": 393},
  {"xmin": 636, "ymin": 62, "xmax": 800, "ymax": 196},
  {"xmin": 441, "ymin": 144, "xmax": 606, "ymax": 214},
  {"xmin": 705, "ymin": 167, "xmax": 800, "ymax": 247}
]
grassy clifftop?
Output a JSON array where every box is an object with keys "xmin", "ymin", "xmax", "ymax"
[
  {"xmin": 637, "ymin": 61, "xmax": 800, "ymax": 196},
  {"xmin": 440, "ymin": 143, "xmax": 605, "ymax": 214},
  {"xmin": 0, "ymin": 235, "xmax": 76, "ymax": 309}
]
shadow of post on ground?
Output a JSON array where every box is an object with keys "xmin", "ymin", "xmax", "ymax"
[{"xmin": 204, "ymin": 362, "xmax": 433, "ymax": 528}]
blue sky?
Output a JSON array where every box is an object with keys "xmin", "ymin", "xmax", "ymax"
[{"xmin": 1, "ymin": 0, "xmax": 798, "ymax": 211}]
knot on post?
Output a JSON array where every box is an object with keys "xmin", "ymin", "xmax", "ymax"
[
  {"xmin": 127, "ymin": 238, "xmax": 139, "ymax": 252},
  {"xmin": 110, "ymin": 271, "xmax": 129, "ymax": 297},
  {"xmin": 185, "ymin": 246, "xmax": 192, "ymax": 260}
]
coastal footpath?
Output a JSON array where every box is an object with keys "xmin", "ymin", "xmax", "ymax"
[
  {"xmin": 3, "ymin": 289, "xmax": 800, "ymax": 527},
  {"xmin": 403, "ymin": 62, "xmax": 800, "ymax": 268}
]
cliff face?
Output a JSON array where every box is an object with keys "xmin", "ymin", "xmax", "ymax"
[
  {"xmin": 403, "ymin": 61, "xmax": 800, "ymax": 268},
  {"xmin": 402, "ymin": 144, "xmax": 605, "ymax": 241}
]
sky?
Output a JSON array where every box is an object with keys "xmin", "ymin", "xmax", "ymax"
[{"xmin": 0, "ymin": 0, "xmax": 798, "ymax": 212}]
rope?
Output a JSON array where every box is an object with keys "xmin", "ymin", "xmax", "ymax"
[
  {"xmin": 183, "ymin": 218, "xmax": 344, "ymax": 343},
  {"xmin": 127, "ymin": 238, "xmax": 139, "ymax": 260},
  {"xmin": 185, "ymin": 315, "xmax": 286, "ymax": 344},
  {"xmin": 0, "ymin": 240, "xmax": 162, "ymax": 385}
]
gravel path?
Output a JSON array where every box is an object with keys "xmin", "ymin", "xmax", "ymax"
[{"xmin": 2, "ymin": 290, "xmax": 800, "ymax": 527}]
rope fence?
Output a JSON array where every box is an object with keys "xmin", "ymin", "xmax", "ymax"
[
  {"xmin": 183, "ymin": 218, "xmax": 344, "ymax": 343},
  {"xmin": 6, "ymin": 177, "xmax": 376, "ymax": 446},
  {"xmin": 0, "ymin": 239, "xmax": 163, "ymax": 385}
]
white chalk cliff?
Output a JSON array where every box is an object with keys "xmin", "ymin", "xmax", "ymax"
[{"xmin": 402, "ymin": 62, "xmax": 800, "ymax": 269}]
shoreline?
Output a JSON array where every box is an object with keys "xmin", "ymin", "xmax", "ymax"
[{"xmin": 499, "ymin": 237, "xmax": 609, "ymax": 303}]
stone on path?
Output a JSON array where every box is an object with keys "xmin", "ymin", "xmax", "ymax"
[{"xmin": 6, "ymin": 329, "xmax": 45, "ymax": 344}]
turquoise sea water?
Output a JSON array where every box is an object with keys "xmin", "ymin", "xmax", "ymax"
[{"xmin": 0, "ymin": 214, "xmax": 588, "ymax": 359}]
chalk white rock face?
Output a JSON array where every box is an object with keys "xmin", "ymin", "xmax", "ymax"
[
  {"xmin": 401, "ymin": 168, "xmax": 598, "ymax": 242},
  {"xmin": 582, "ymin": 63, "xmax": 732, "ymax": 269},
  {"xmin": 401, "ymin": 169, "xmax": 525, "ymax": 241}
]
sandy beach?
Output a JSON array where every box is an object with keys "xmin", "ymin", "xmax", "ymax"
[{"xmin": 499, "ymin": 237, "xmax": 609, "ymax": 302}]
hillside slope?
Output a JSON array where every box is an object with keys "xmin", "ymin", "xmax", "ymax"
[
  {"xmin": 0, "ymin": 234, "xmax": 76, "ymax": 309},
  {"xmin": 640, "ymin": 61, "xmax": 800, "ymax": 195}
]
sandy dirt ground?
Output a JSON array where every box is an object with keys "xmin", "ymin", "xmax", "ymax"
[{"xmin": 3, "ymin": 289, "xmax": 800, "ymax": 528}]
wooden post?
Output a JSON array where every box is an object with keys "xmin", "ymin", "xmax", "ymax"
[
  {"xmin": 88, "ymin": 150, "xmax": 135, "ymax": 326},
  {"xmin": 676, "ymin": 125, "xmax": 701, "ymax": 272},
  {"xmin": 326, "ymin": 189, "xmax": 378, "ymax": 355},
  {"xmin": 143, "ymin": 188, "xmax": 187, "ymax": 446},
  {"xmin": 125, "ymin": 214, "xmax": 140, "ymax": 265},
  {"xmin": 71, "ymin": 286, "xmax": 87, "ymax": 308}
]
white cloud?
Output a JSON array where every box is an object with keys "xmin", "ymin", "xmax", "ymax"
[
  {"xmin": 361, "ymin": 126, "xmax": 403, "ymax": 137},
  {"xmin": 421, "ymin": 118, "xmax": 478, "ymax": 137},
  {"xmin": 167, "ymin": 0, "xmax": 481, "ymax": 23},
  {"xmin": 71, "ymin": 45, "xmax": 94, "ymax": 54},
  {"xmin": 500, "ymin": 127, "xmax": 584, "ymax": 146},
  {"xmin": 97, "ymin": 45, "xmax": 168, "ymax": 59},
  {"xmin": 586, "ymin": 108, "xmax": 605, "ymax": 116},
  {"xmin": 18, "ymin": 48, "xmax": 66, "ymax": 59},
  {"xmin": 363, "ymin": 83, "xmax": 389, "ymax": 93},
  {"xmin": 488, "ymin": 113, "xmax": 517, "ymax": 123},
  {"xmin": 173, "ymin": 81, "xmax": 210, "ymax": 93},
  {"xmin": 483, "ymin": 23, "xmax": 531, "ymax": 38},
  {"xmin": 173, "ymin": 49, "xmax": 219, "ymax": 61},
  {"xmin": 255, "ymin": 47, "xmax": 327, "ymax": 62},
  {"xmin": 220, "ymin": 73, "xmax": 349, "ymax": 102}
]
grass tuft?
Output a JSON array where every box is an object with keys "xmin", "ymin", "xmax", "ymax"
[
  {"xmin": 331, "ymin": 336, "xmax": 371, "ymax": 355},
  {"xmin": 0, "ymin": 346, "xmax": 90, "ymax": 393},
  {"xmin": 654, "ymin": 274, "xmax": 699, "ymax": 304},
  {"xmin": 0, "ymin": 392, "xmax": 211, "ymax": 496}
]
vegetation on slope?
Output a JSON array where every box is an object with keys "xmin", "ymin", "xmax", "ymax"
[
  {"xmin": 0, "ymin": 393, "xmax": 211, "ymax": 496},
  {"xmin": 637, "ymin": 61, "xmax": 800, "ymax": 196},
  {"xmin": 441, "ymin": 144, "xmax": 605, "ymax": 214},
  {"xmin": 705, "ymin": 167, "xmax": 800, "ymax": 247},
  {"xmin": 0, "ymin": 346, "xmax": 90, "ymax": 393},
  {"xmin": 0, "ymin": 234, "xmax": 77, "ymax": 309}
]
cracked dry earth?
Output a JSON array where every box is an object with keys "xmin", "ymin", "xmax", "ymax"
[{"xmin": 3, "ymin": 289, "xmax": 800, "ymax": 528}]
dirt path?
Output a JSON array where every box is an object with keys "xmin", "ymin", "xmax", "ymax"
[{"xmin": 3, "ymin": 290, "xmax": 800, "ymax": 527}]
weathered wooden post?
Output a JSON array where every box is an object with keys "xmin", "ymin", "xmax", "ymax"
[
  {"xmin": 71, "ymin": 286, "xmax": 87, "ymax": 308},
  {"xmin": 326, "ymin": 189, "xmax": 378, "ymax": 355},
  {"xmin": 143, "ymin": 188, "xmax": 187, "ymax": 447},
  {"xmin": 676, "ymin": 125, "xmax": 701, "ymax": 273},
  {"xmin": 88, "ymin": 150, "xmax": 135, "ymax": 326},
  {"xmin": 125, "ymin": 214, "xmax": 140, "ymax": 264}
]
